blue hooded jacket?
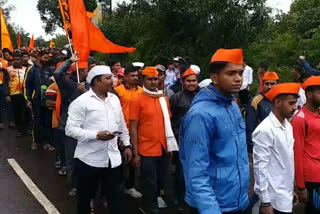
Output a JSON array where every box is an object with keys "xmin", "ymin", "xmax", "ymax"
[{"xmin": 179, "ymin": 84, "xmax": 249, "ymax": 214}]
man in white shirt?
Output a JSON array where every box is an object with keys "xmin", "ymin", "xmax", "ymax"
[
  {"xmin": 66, "ymin": 65, "xmax": 132, "ymax": 214},
  {"xmin": 165, "ymin": 62, "xmax": 177, "ymax": 88},
  {"xmin": 239, "ymin": 60, "xmax": 253, "ymax": 105},
  {"xmin": 253, "ymin": 83, "xmax": 300, "ymax": 214}
]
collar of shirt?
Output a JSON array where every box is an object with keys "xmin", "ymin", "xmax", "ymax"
[
  {"xmin": 88, "ymin": 88, "xmax": 112, "ymax": 103},
  {"xmin": 269, "ymin": 111, "xmax": 290, "ymax": 130}
]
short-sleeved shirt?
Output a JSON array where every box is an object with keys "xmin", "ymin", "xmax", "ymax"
[
  {"xmin": 129, "ymin": 93, "xmax": 170, "ymax": 157},
  {"xmin": 114, "ymin": 84, "xmax": 143, "ymax": 129}
]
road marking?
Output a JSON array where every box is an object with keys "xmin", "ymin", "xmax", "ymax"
[{"xmin": 7, "ymin": 158, "xmax": 60, "ymax": 214}]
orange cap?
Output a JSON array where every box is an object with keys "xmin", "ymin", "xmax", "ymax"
[
  {"xmin": 263, "ymin": 72, "xmax": 279, "ymax": 81},
  {"xmin": 211, "ymin": 49, "xmax": 243, "ymax": 64},
  {"xmin": 183, "ymin": 67, "xmax": 197, "ymax": 79},
  {"xmin": 142, "ymin": 67, "xmax": 159, "ymax": 76},
  {"xmin": 302, "ymin": 76, "xmax": 320, "ymax": 90},
  {"xmin": 265, "ymin": 83, "xmax": 301, "ymax": 102}
]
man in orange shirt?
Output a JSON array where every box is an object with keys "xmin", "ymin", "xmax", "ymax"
[
  {"xmin": 115, "ymin": 64, "xmax": 143, "ymax": 198},
  {"xmin": 129, "ymin": 67, "xmax": 177, "ymax": 214}
]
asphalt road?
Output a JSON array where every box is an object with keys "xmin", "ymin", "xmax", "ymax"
[
  {"xmin": 0, "ymin": 127, "xmax": 307, "ymax": 214},
  {"xmin": 0, "ymin": 127, "xmax": 183, "ymax": 214}
]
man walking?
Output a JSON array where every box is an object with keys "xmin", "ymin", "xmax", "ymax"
[
  {"xmin": 129, "ymin": 67, "xmax": 178, "ymax": 214},
  {"xmin": 253, "ymin": 83, "xmax": 300, "ymax": 214},
  {"xmin": 179, "ymin": 49, "xmax": 249, "ymax": 214},
  {"xmin": 66, "ymin": 65, "xmax": 132, "ymax": 214},
  {"xmin": 292, "ymin": 76, "xmax": 320, "ymax": 214}
]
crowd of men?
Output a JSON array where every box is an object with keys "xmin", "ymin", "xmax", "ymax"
[{"xmin": 0, "ymin": 46, "xmax": 320, "ymax": 214}]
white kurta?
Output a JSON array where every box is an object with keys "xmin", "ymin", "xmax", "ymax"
[{"xmin": 253, "ymin": 112, "xmax": 295, "ymax": 212}]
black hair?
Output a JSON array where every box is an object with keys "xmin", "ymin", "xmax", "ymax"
[
  {"xmin": 88, "ymin": 56, "xmax": 96, "ymax": 65},
  {"xmin": 90, "ymin": 75, "xmax": 102, "ymax": 87},
  {"xmin": 124, "ymin": 64, "xmax": 137, "ymax": 75},
  {"xmin": 273, "ymin": 93, "xmax": 299, "ymax": 103},
  {"xmin": 305, "ymin": 85, "xmax": 320, "ymax": 93},
  {"xmin": 210, "ymin": 61, "xmax": 229, "ymax": 74},
  {"xmin": 21, "ymin": 51, "xmax": 29, "ymax": 56},
  {"xmin": 293, "ymin": 65, "xmax": 302, "ymax": 74},
  {"xmin": 2, "ymin": 48, "xmax": 12, "ymax": 55},
  {"xmin": 110, "ymin": 59, "xmax": 120, "ymax": 67},
  {"xmin": 12, "ymin": 50, "xmax": 22, "ymax": 58},
  {"xmin": 259, "ymin": 62, "xmax": 268, "ymax": 71},
  {"xmin": 39, "ymin": 50, "xmax": 49, "ymax": 56}
]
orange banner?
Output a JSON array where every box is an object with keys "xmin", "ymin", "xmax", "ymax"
[
  {"xmin": 29, "ymin": 34, "xmax": 34, "ymax": 48},
  {"xmin": 58, "ymin": 0, "xmax": 71, "ymax": 37},
  {"xmin": 17, "ymin": 32, "xmax": 21, "ymax": 48},
  {"xmin": 0, "ymin": 8, "xmax": 13, "ymax": 52}
]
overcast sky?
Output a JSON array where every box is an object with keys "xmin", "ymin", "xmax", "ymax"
[{"xmin": 5, "ymin": 0, "xmax": 293, "ymax": 40}]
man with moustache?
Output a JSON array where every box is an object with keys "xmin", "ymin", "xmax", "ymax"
[
  {"xmin": 66, "ymin": 65, "xmax": 132, "ymax": 214},
  {"xmin": 253, "ymin": 83, "xmax": 301, "ymax": 214},
  {"xmin": 180, "ymin": 49, "xmax": 249, "ymax": 214}
]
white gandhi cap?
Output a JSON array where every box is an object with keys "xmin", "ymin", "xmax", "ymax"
[{"xmin": 86, "ymin": 65, "xmax": 112, "ymax": 84}]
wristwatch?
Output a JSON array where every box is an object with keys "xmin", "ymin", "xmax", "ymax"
[{"xmin": 261, "ymin": 202, "xmax": 271, "ymax": 207}]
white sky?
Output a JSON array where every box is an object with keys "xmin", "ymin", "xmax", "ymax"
[{"xmin": 5, "ymin": 0, "xmax": 292, "ymax": 40}]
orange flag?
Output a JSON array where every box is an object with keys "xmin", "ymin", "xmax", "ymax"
[
  {"xmin": 17, "ymin": 32, "xmax": 21, "ymax": 48},
  {"xmin": 29, "ymin": 35, "xmax": 34, "ymax": 48},
  {"xmin": 64, "ymin": 0, "xmax": 136, "ymax": 69},
  {"xmin": 86, "ymin": 12, "xmax": 96, "ymax": 19},
  {"xmin": 87, "ymin": 19, "xmax": 136, "ymax": 53},
  {"xmin": 49, "ymin": 40, "xmax": 55, "ymax": 48},
  {"xmin": 0, "ymin": 8, "xmax": 13, "ymax": 52},
  {"xmin": 69, "ymin": 0, "xmax": 90, "ymax": 68}
]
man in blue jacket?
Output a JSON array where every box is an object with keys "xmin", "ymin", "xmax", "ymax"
[{"xmin": 180, "ymin": 49, "xmax": 249, "ymax": 214}]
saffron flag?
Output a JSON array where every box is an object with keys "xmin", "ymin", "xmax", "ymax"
[
  {"xmin": 58, "ymin": 0, "xmax": 71, "ymax": 38},
  {"xmin": 49, "ymin": 40, "xmax": 55, "ymax": 48},
  {"xmin": 0, "ymin": 8, "xmax": 13, "ymax": 52},
  {"xmin": 60, "ymin": 0, "xmax": 136, "ymax": 68},
  {"xmin": 17, "ymin": 32, "xmax": 21, "ymax": 48},
  {"xmin": 29, "ymin": 35, "xmax": 34, "ymax": 48},
  {"xmin": 86, "ymin": 12, "xmax": 96, "ymax": 19}
]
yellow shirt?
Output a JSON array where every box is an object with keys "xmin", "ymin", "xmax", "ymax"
[{"xmin": 8, "ymin": 66, "xmax": 26, "ymax": 95}]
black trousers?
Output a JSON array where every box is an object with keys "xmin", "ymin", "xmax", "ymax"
[
  {"xmin": 306, "ymin": 182, "xmax": 320, "ymax": 214},
  {"xmin": 53, "ymin": 129, "xmax": 65, "ymax": 166},
  {"xmin": 239, "ymin": 89, "xmax": 250, "ymax": 105},
  {"xmin": 259, "ymin": 207, "xmax": 292, "ymax": 214},
  {"xmin": 76, "ymin": 159, "xmax": 122, "ymax": 214},
  {"xmin": 188, "ymin": 206, "xmax": 244, "ymax": 214},
  {"xmin": 10, "ymin": 94, "xmax": 26, "ymax": 132},
  {"xmin": 31, "ymin": 100, "xmax": 52, "ymax": 145},
  {"xmin": 140, "ymin": 153, "xmax": 168, "ymax": 214}
]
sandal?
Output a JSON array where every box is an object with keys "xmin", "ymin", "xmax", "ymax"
[
  {"xmin": 43, "ymin": 144, "xmax": 55, "ymax": 151},
  {"xmin": 31, "ymin": 143, "xmax": 38, "ymax": 151},
  {"xmin": 68, "ymin": 188, "xmax": 77, "ymax": 197},
  {"xmin": 54, "ymin": 161, "xmax": 61, "ymax": 169},
  {"xmin": 58, "ymin": 167, "xmax": 67, "ymax": 176}
]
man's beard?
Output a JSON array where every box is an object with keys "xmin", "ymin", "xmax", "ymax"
[{"xmin": 312, "ymin": 98, "xmax": 320, "ymax": 108}]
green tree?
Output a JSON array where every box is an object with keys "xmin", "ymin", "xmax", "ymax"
[{"xmin": 37, "ymin": 0, "xmax": 97, "ymax": 34}]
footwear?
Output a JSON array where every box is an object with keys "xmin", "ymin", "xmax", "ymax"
[
  {"xmin": 157, "ymin": 196, "xmax": 167, "ymax": 208},
  {"xmin": 125, "ymin": 188, "xmax": 142, "ymax": 198},
  {"xmin": 58, "ymin": 167, "xmax": 67, "ymax": 176},
  {"xmin": 43, "ymin": 144, "xmax": 55, "ymax": 151},
  {"xmin": 16, "ymin": 131, "xmax": 23, "ymax": 138},
  {"xmin": 90, "ymin": 199, "xmax": 95, "ymax": 214},
  {"xmin": 31, "ymin": 143, "xmax": 38, "ymax": 150},
  {"xmin": 54, "ymin": 161, "xmax": 61, "ymax": 169},
  {"xmin": 0, "ymin": 123, "xmax": 4, "ymax": 129},
  {"xmin": 68, "ymin": 188, "xmax": 77, "ymax": 197},
  {"xmin": 8, "ymin": 122, "xmax": 15, "ymax": 128},
  {"xmin": 160, "ymin": 189, "xmax": 165, "ymax": 196}
]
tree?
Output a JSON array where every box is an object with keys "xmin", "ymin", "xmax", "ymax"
[{"xmin": 37, "ymin": 0, "xmax": 97, "ymax": 34}]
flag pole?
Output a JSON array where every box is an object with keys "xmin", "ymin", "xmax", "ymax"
[{"xmin": 66, "ymin": 36, "xmax": 80, "ymax": 83}]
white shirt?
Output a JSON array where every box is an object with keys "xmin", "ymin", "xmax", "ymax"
[
  {"xmin": 240, "ymin": 65, "xmax": 253, "ymax": 90},
  {"xmin": 297, "ymin": 87, "xmax": 306, "ymax": 109},
  {"xmin": 165, "ymin": 69, "xmax": 177, "ymax": 88},
  {"xmin": 65, "ymin": 89, "xmax": 130, "ymax": 168},
  {"xmin": 253, "ymin": 112, "xmax": 295, "ymax": 212}
]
